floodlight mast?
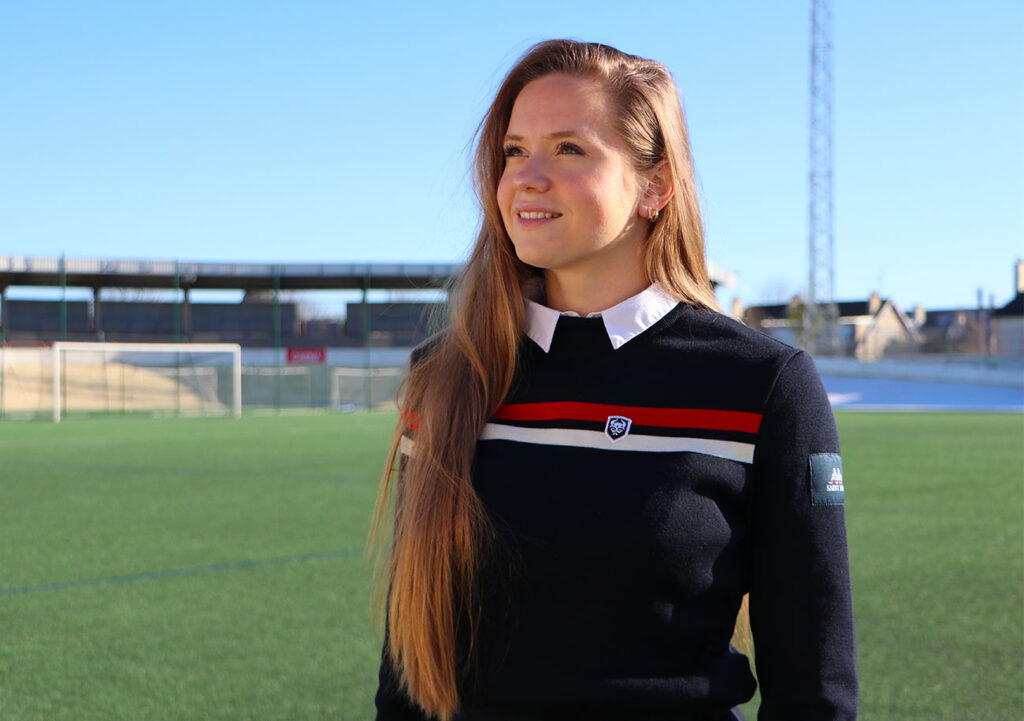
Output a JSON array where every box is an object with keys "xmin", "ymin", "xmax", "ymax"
[{"xmin": 808, "ymin": 0, "xmax": 838, "ymax": 353}]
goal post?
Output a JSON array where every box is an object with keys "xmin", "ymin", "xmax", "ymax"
[{"xmin": 51, "ymin": 342, "xmax": 242, "ymax": 423}]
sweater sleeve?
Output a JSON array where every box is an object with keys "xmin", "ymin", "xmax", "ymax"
[{"xmin": 749, "ymin": 350, "xmax": 858, "ymax": 720}]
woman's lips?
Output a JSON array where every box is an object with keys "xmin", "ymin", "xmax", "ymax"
[{"xmin": 516, "ymin": 210, "xmax": 562, "ymax": 228}]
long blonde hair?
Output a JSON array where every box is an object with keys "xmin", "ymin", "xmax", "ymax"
[{"xmin": 370, "ymin": 39, "xmax": 719, "ymax": 720}]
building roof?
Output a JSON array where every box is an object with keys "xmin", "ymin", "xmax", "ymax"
[
  {"xmin": 835, "ymin": 299, "xmax": 886, "ymax": 317},
  {"xmin": 992, "ymin": 292, "xmax": 1023, "ymax": 318},
  {"xmin": 745, "ymin": 298, "xmax": 891, "ymax": 322},
  {"xmin": 0, "ymin": 256, "xmax": 736, "ymax": 293},
  {"xmin": 0, "ymin": 256, "xmax": 458, "ymax": 292}
]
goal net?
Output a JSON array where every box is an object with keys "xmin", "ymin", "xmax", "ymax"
[
  {"xmin": 50, "ymin": 342, "xmax": 242, "ymax": 422},
  {"xmin": 330, "ymin": 367, "xmax": 403, "ymax": 410},
  {"xmin": 240, "ymin": 365, "xmax": 315, "ymax": 409}
]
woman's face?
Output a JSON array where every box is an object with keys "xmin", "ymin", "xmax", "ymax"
[{"xmin": 496, "ymin": 73, "xmax": 649, "ymax": 281}]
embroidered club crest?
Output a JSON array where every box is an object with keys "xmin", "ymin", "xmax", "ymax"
[{"xmin": 604, "ymin": 415, "xmax": 632, "ymax": 443}]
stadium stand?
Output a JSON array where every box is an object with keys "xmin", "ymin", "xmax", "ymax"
[{"xmin": 5, "ymin": 300, "xmax": 91, "ymax": 335}]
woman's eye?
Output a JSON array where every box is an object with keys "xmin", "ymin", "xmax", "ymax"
[
  {"xmin": 502, "ymin": 145, "xmax": 525, "ymax": 158},
  {"xmin": 558, "ymin": 142, "xmax": 583, "ymax": 155}
]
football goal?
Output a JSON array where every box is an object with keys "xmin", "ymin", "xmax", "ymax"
[
  {"xmin": 51, "ymin": 342, "xmax": 242, "ymax": 422},
  {"xmin": 329, "ymin": 366, "xmax": 403, "ymax": 410}
]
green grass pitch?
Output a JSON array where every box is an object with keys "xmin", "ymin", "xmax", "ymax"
[{"xmin": 1, "ymin": 412, "xmax": 1021, "ymax": 720}]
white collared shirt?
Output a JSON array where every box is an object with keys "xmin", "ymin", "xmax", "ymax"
[{"xmin": 524, "ymin": 283, "xmax": 680, "ymax": 353}]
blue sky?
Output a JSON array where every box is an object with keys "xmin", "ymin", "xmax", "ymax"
[{"xmin": 1, "ymin": 1, "xmax": 1021, "ymax": 314}]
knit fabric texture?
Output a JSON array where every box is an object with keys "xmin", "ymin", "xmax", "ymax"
[{"xmin": 376, "ymin": 303, "xmax": 858, "ymax": 721}]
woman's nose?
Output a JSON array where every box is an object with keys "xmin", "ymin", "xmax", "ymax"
[{"xmin": 511, "ymin": 156, "xmax": 552, "ymax": 193}]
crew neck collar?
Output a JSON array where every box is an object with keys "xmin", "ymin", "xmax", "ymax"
[{"xmin": 524, "ymin": 283, "xmax": 680, "ymax": 353}]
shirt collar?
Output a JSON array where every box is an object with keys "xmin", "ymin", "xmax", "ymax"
[{"xmin": 524, "ymin": 283, "xmax": 679, "ymax": 353}]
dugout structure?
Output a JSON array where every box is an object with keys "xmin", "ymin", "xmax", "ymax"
[{"xmin": 50, "ymin": 342, "xmax": 242, "ymax": 422}]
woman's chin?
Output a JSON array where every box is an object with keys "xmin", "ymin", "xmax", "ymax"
[{"xmin": 512, "ymin": 246, "xmax": 557, "ymax": 271}]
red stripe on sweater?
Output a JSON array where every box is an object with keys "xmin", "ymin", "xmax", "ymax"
[
  {"xmin": 401, "ymin": 409, "xmax": 420, "ymax": 431},
  {"xmin": 492, "ymin": 401, "xmax": 762, "ymax": 434}
]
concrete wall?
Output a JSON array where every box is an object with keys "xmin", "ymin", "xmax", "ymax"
[
  {"xmin": 0, "ymin": 345, "xmax": 414, "ymax": 369},
  {"xmin": 812, "ymin": 354, "xmax": 1022, "ymax": 388}
]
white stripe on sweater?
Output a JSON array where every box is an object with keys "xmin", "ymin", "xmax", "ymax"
[{"xmin": 479, "ymin": 423, "xmax": 755, "ymax": 464}]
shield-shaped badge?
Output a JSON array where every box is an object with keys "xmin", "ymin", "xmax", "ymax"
[{"xmin": 604, "ymin": 415, "xmax": 632, "ymax": 443}]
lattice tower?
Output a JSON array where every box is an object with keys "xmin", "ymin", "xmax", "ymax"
[{"xmin": 808, "ymin": 0, "xmax": 838, "ymax": 353}]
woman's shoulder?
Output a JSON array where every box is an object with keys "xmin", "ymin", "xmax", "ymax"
[
  {"xmin": 408, "ymin": 331, "xmax": 448, "ymax": 368},
  {"xmin": 663, "ymin": 303, "xmax": 806, "ymax": 366},
  {"xmin": 658, "ymin": 306, "xmax": 835, "ymax": 445}
]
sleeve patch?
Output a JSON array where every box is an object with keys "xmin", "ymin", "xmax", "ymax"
[{"xmin": 809, "ymin": 453, "xmax": 845, "ymax": 506}]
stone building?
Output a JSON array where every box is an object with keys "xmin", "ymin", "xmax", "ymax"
[
  {"xmin": 991, "ymin": 261, "xmax": 1024, "ymax": 355},
  {"xmin": 742, "ymin": 293, "xmax": 922, "ymax": 361}
]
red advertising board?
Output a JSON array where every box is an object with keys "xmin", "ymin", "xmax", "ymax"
[{"xmin": 287, "ymin": 347, "xmax": 326, "ymax": 364}]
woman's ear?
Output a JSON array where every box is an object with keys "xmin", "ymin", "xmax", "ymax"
[{"xmin": 639, "ymin": 160, "xmax": 674, "ymax": 218}]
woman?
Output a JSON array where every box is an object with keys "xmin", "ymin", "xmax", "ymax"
[{"xmin": 371, "ymin": 39, "xmax": 857, "ymax": 721}]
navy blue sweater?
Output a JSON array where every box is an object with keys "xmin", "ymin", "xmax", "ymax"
[{"xmin": 376, "ymin": 304, "xmax": 858, "ymax": 720}]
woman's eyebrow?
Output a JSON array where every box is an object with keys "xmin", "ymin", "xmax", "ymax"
[{"xmin": 503, "ymin": 130, "xmax": 583, "ymax": 142}]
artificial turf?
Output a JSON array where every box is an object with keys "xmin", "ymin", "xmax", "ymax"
[{"xmin": 0, "ymin": 411, "xmax": 1020, "ymax": 720}]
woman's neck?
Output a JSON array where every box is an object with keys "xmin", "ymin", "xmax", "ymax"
[{"xmin": 543, "ymin": 264, "xmax": 648, "ymax": 316}]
